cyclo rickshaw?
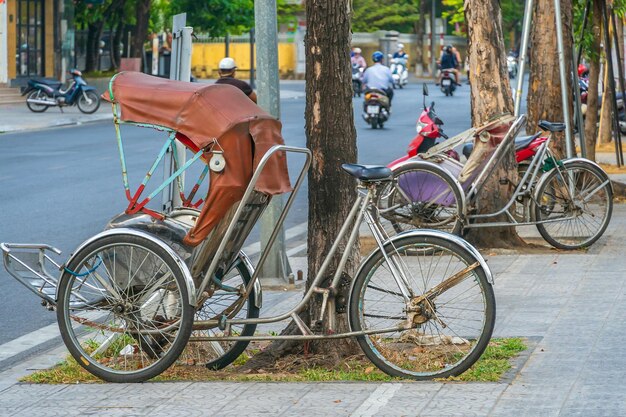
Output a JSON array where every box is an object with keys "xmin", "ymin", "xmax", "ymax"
[{"xmin": 2, "ymin": 72, "xmax": 496, "ymax": 382}]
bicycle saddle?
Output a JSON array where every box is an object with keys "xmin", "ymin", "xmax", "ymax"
[
  {"xmin": 514, "ymin": 132, "xmax": 541, "ymax": 151},
  {"xmin": 341, "ymin": 164, "xmax": 392, "ymax": 181},
  {"xmin": 538, "ymin": 120, "xmax": 566, "ymax": 132}
]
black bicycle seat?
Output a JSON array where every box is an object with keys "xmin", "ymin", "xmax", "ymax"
[
  {"xmin": 538, "ymin": 120, "xmax": 566, "ymax": 132},
  {"xmin": 341, "ymin": 164, "xmax": 392, "ymax": 181},
  {"xmin": 514, "ymin": 132, "xmax": 541, "ymax": 151}
]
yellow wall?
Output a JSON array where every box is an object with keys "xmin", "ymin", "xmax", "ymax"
[
  {"xmin": 44, "ymin": 0, "xmax": 53, "ymax": 77},
  {"xmin": 7, "ymin": 0, "xmax": 16, "ymax": 79},
  {"xmin": 191, "ymin": 42, "xmax": 296, "ymax": 79}
]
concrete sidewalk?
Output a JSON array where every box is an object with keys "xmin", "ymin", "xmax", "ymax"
[{"xmin": 1, "ymin": 202, "xmax": 625, "ymax": 416}]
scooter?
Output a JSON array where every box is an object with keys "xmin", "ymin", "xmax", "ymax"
[
  {"xmin": 352, "ymin": 63, "xmax": 364, "ymax": 97},
  {"xmin": 440, "ymin": 70, "xmax": 456, "ymax": 96},
  {"xmin": 507, "ymin": 55, "xmax": 518, "ymax": 79},
  {"xmin": 22, "ymin": 69, "xmax": 101, "ymax": 114},
  {"xmin": 362, "ymin": 89, "xmax": 390, "ymax": 129},
  {"xmin": 390, "ymin": 57, "xmax": 408, "ymax": 89}
]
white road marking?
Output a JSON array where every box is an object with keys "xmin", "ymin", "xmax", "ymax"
[{"xmin": 350, "ymin": 383, "xmax": 403, "ymax": 417}]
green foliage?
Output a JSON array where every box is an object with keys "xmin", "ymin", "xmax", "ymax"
[
  {"xmin": 442, "ymin": 0, "xmax": 464, "ymax": 35},
  {"xmin": 168, "ymin": 0, "xmax": 254, "ymax": 36},
  {"xmin": 352, "ymin": 0, "xmax": 421, "ymax": 33},
  {"xmin": 442, "ymin": 0, "xmax": 523, "ymax": 44}
]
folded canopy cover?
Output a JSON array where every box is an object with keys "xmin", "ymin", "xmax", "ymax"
[{"xmin": 102, "ymin": 72, "xmax": 292, "ymax": 246}]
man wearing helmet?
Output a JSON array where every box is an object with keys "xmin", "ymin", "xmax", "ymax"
[
  {"xmin": 215, "ymin": 57, "xmax": 257, "ymax": 103},
  {"xmin": 393, "ymin": 43, "xmax": 408, "ymax": 61},
  {"xmin": 362, "ymin": 51, "xmax": 395, "ymax": 104},
  {"xmin": 436, "ymin": 45, "xmax": 460, "ymax": 86}
]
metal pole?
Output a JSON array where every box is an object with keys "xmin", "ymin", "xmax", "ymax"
[
  {"xmin": 250, "ymin": 28, "xmax": 255, "ymax": 89},
  {"xmin": 514, "ymin": 0, "xmax": 534, "ymax": 116},
  {"xmin": 255, "ymin": 0, "xmax": 291, "ymax": 281},
  {"xmin": 554, "ymin": 0, "xmax": 574, "ymax": 158},
  {"xmin": 225, "ymin": 33, "xmax": 230, "ymax": 57},
  {"xmin": 573, "ymin": 0, "xmax": 592, "ymax": 158},
  {"xmin": 431, "ymin": 0, "xmax": 436, "ymax": 78},
  {"xmin": 609, "ymin": 6, "xmax": 625, "ymax": 166}
]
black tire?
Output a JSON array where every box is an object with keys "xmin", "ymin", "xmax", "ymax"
[
  {"xmin": 378, "ymin": 120, "xmax": 384, "ymax": 129},
  {"xmin": 56, "ymin": 233, "xmax": 194, "ymax": 383},
  {"xmin": 378, "ymin": 163, "xmax": 464, "ymax": 236},
  {"xmin": 184, "ymin": 257, "xmax": 260, "ymax": 370},
  {"xmin": 77, "ymin": 90, "xmax": 101, "ymax": 114},
  {"xmin": 534, "ymin": 160, "xmax": 613, "ymax": 249},
  {"xmin": 349, "ymin": 233, "xmax": 495, "ymax": 380},
  {"xmin": 371, "ymin": 118, "xmax": 378, "ymax": 129},
  {"xmin": 26, "ymin": 90, "xmax": 49, "ymax": 113}
]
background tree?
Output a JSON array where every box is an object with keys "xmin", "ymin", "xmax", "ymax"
[
  {"xmin": 352, "ymin": 0, "xmax": 421, "ymax": 33},
  {"xmin": 464, "ymin": 0, "xmax": 523, "ymax": 248},
  {"xmin": 168, "ymin": 0, "xmax": 254, "ymax": 36},
  {"xmin": 526, "ymin": 0, "xmax": 574, "ymax": 158},
  {"xmin": 242, "ymin": 0, "xmax": 360, "ymax": 370},
  {"xmin": 583, "ymin": 0, "xmax": 603, "ymax": 161}
]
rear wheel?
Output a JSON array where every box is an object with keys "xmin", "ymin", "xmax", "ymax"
[
  {"xmin": 183, "ymin": 258, "xmax": 260, "ymax": 370},
  {"xmin": 26, "ymin": 90, "xmax": 49, "ymax": 113},
  {"xmin": 349, "ymin": 233, "xmax": 495, "ymax": 380},
  {"xmin": 56, "ymin": 233, "xmax": 194, "ymax": 383},
  {"xmin": 534, "ymin": 161, "xmax": 613, "ymax": 249},
  {"xmin": 378, "ymin": 163, "xmax": 464, "ymax": 235},
  {"xmin": 371, "ymin": 118, "xmax": 378, "ymax": 129}
]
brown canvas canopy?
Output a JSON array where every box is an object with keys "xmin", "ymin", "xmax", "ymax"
[{"xmin": 102, "ymin": 72, "xmax": 292, "ymax": 246}]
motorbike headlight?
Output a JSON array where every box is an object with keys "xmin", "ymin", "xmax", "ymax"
[{"xmin": 416, "ymin": 121, "xmax": 426, "ymax": 134}]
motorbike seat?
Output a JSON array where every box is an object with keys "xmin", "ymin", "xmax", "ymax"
[
  {"xmin": 514, "ymin": 132, "xmax": 542, "ymax": 151},
  {"xmin": 538, "ymin": 120, "xmax": 566, "ymax": 132},
  {"xmin": 341, "ymin": 163, "xmax": 392, "ymax": 181},
  {"xmin": 32, "ymin": 78, "xmax": 62, "ymax": 88},
  {"xmin": 365, "ymin": 88, "xmax": 388, "ymax": 97}
]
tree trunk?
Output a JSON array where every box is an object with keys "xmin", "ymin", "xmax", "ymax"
[
  {"xmin": 527, "ymin": 0, "xmax": 574, "ymax": 159},
  {"xmin": 415, "ymin": 0, "xmax": 426, "ymax": 76},
  {"xmin": 131, "ymin": 0, "xmax": 151, "ymax": 59},
  {"xmin": 85, "ymin": 22, "xmax": 104, "ymax": 73},
  {"xmin": 240, "ymin": 0, "xmax": 360, "ymax": 371},
  {"xmin": 584, "ymin": 0, "xmax": 603, "ymax": 162},
  {"xmin": 464, "ymin": 0, "xmax": 522, "ymax": 248}
]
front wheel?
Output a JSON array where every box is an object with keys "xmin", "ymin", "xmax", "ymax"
[
  {"xmin": 534, "ymin": 160, "xmax": 613, "ymax": 249},
  {"xmin": 56, "ymin": 233, "xmax": 194, "ymax": 383},
  {"xmin": 26, "ymin": 90, "xmax": 49, "ymax": 113},
  {"xmin": 378, "ymin": 163, "xmax": 464, "ymax": 235},
  {"xmin": 77, "ymin": 90, "xmax": 101, "ymax": 114},
  {"xmin": 349, "ymin": 233, "xmax": 495, "ymax": 380}
]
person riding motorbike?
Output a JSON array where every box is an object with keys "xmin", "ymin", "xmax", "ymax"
[
  {"xmin": 351, "ymin": 47, "xmax": 367, "ymax": 69},
  {"xmin": 362, "ymin": 51, "xmax": 394, "ymax": 106},
  {"xmin": 393, "ymin": 43, "xmax": 409, "ymax": 62},
  {"xmin": 436, "ymin": 45, "xmax": 461, "ymax": 86},
  {"xmin": 215, "ymin": 57, "xmax": 257, "ymax": 103}
]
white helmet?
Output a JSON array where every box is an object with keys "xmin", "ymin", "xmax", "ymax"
[
  {"xmin": 218, "ymin": 57, "xmax": 237, "ymax": 71},
  {"xmin": 397, "ymin": 43, "xmax": 404, "ymax": 50},
  {"xmin": 353, "ymin": 47, "xmax": 362, "ymax": 54}
]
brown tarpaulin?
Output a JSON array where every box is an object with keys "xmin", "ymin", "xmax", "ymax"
[{"xmin": 102, "ymin": 72, "xmax": 291, "ymax": 246}]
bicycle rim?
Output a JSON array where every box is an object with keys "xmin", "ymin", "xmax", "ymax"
[
  {"xmin": 350, "ymin": 234, "xmax": 495, "ymax": 380},
  {"xmin": 57, "ymin": 235, "xmax": 193, "ymax": 382}
]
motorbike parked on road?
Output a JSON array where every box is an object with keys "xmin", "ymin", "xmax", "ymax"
[
  {"xmin": 390, "ymin": 57, "xmax": 408, "ymax": 89},
  {"xmin": 22, "ymin": 69, "xmax": 101, "ymax": 114},
  {"xmin": 362, "ymin": 88, "xmax": 390, "ymax": 129}
]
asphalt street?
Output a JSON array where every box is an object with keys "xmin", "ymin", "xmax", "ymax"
[{"xmin": 0, "ymin": 77, "xmax": 483, "ymax": 366}]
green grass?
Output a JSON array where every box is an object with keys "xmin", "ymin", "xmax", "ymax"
[{"xmin": 21, "ymin": 338, "xmax": 526, "ymax": 384}]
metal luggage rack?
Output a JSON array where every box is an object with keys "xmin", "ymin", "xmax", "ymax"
[{"xmin": 1, "ymin": 243, "xmax": 64, "ymax": 307}]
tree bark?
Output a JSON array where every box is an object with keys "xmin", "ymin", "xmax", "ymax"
[
  {"xmin": 240, "ymin": 0, "xmax": 360, "ymax": 371},
  {"xmin": 131, "ymin": 0, "xmax": 151, "ymax": 59},
  {"xmin": 415, "ymin": 0, "xmax": 426, "ymax": 76},
  {"xmin": 584, "ymin": 0, "xmax": 603, "ymax": 162},
  {"xmin": 464, "ymin": 0, "xmax": 522, "ymax": 248},
  {"xmin": 526, "ymin": 0, "xmax": 574, "ymax": 159}
]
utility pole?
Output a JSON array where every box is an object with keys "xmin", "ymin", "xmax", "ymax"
[
  {"xmin": 431, "ymin": 0, "xmax": 437, "ymax": 78},
  {"xmin": 255, "ymin": 0, "xmax": 292, "ymax": 282}
]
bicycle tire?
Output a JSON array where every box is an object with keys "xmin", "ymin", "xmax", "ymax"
[
  {"xmin": 185, "ymin": 257, "xmax": 260, "ymax": 370},
  {"xmin": 534, "ymin": 160, "xmax": 613, "ymax": 250},
  {"xmin": 56, "ymin": 233, "xmax": 194, "ymax": 383},
  {"xmin": 349, "ymin": 232, "xmax": 495, "ymax": 380},
  {"xmin": 379, "ymin": 163, "xmax": 464, "ymax": 235}
]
